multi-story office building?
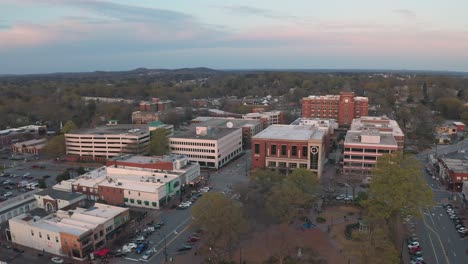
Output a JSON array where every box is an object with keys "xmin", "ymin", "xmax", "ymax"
[
  {"xmin": 8, "ymin": 203, "xmax": 129, "ymax": 260},
  {"xmin": 190, "ymin": 117, "xmax": 263, "ymax": 147},
  {"xmin": 302, "ymin": 92, "xmax": 368, "ymax": 127},
  {"xmin": 251, "ymin": 125, "xmax": 326, "ymax": 177},
  {"xmin": 65, "ymin": 124, "xmax": 150, "ymax": 161},
  {"xmin": 243, "ymin": 110, "xmax": 284, "ymax": 127},
  {"xmin": 343, "ymin": 116, "xmax": 404, "ymax": 182},
  {"xmin": 169, "ymin": 126, "xmax": 243, "ymax": 169}
]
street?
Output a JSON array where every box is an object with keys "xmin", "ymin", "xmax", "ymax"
[
  {"xmin": 410, "ymin": 141, "xmax": 468, "ymax": 264},
  {"xmin": 115, "ymin": 150, "xmax": 252, "ymax": 264}
]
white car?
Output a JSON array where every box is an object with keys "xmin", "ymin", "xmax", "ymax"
[
  {"xmin": 141, "ymin": 248, "xmax": 156, "ymax": 260},
  {"xmin": 335, "ymin": 194, "xmax": 345, "ymax": 200},
  {"xmin": 4, "ymin": 192, "xmax": 13, "ymax": 197},
  {"xmin": 122, "ymin": 242, "xmax": 138, "ymax": 252},
  {"xmin": 457, "ymin": 227, "xmax": 467, "ymax": 233},
  {"xmin": 407, "ymin": 241, "xmax": 420, "ymax": 248},
  {"xmin": 51, "ymin": 257, "xmax": 64, "ymax": 264},
  {"xmin": 200, "ymin": 187, "xmax": 211, "ymax": 193}
]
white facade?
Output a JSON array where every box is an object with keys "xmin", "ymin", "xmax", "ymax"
[
  {"xmin": 9, "ymin": 215, "xmax": 65, "ymax": 256},
  {"xmin": 169, "ymin": 127, "xmax": 243, "ymax": 169},
  {"xmin": 65, "ymin": 125, "xmax": 150, "ymax": 159},
  {"xmin": 243, "ymin": 110, "xmax": 282, "ymax": 125}
]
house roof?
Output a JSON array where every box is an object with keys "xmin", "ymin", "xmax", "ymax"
[{"xmin": 35, "ymin": 189, "xmax": 85, "ymax": 201}]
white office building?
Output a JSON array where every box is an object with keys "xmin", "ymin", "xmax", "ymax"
[{"xmin": 169, "ymin": 126, "xmax": 243, "ymax": 169}]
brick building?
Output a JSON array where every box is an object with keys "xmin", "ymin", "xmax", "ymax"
[
  {"xmin": 301, "ymin": 92, "xmax": 368, "ymax": 127},
  {"xmin": 251, "ymin": 125, "xmax": 326, "ymax": 177},
  {"xmin": 436, "ymin": 158, "xmax": 468, "ymax": 192}
]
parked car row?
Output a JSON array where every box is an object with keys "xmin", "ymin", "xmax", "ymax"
[
  {"xmin": 407, "ymin": 237, "xmax": 425, "ymax": 264},
  {"xmin": 335, "ymin": 194, "xmax": 354, "ymax": 201},
  {"xmin": 444, "ymin": 203, "xmax": 467, "ymax": 238}
]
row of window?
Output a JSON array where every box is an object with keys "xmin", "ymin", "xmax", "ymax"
[
  {"xmin": 344, "ymin": 148, "xmax": 392, "ymax": 154},
  {"xmin": 171, "ymin": 147, "xmax": 215, "ymax": 153},
  {"xmin": 255, "ymin": 144, "xmax": 310, "ymax": 158},
  {"xmin": 268, "ymin": 161, "xmax": 308, "ymax": 169},
  {"xmin": 343, "ymin": 162, "xmax": 375, "ymax": 168},
  {"xmin": 170, "ymin": 141, "xmax": 216, "ymax": 147},
  {"xmin": 180, "ymin": 154, "xmax": 216, "ymax": 160},
  {"xmin": 124, "ymin": 198, "xmax": 157, "ymax": 207},
  {"xmin": 1, "ymin": 203, "xmax": 35, "ymax": 223},
  {"xmin": 344, "ymin": 156, "xmax": 378, "ymax": 161},
  {"xmin": 31, "ymin": 230, "xmax": 59, "ymax": 243}
]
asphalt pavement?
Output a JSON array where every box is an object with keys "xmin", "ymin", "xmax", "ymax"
[{"xmin": 410, "ymin": 143, "xmax": 468, "ymax": 264}]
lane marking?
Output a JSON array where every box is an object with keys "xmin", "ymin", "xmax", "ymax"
[
  {"xmin": 427, "ymin": 233, "xmax": 440, "ymax": 264},
  {"xmin": 422, "ymin": 208, "xmax": 450, "ymax": 264}
]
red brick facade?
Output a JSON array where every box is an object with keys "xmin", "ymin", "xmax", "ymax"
[
  {"xmin": 302, "ymin": 92, "xmax": 368, "ymax": 127},
  {"xmin": 98, "ymin": 185, "xmax": 125, "ymax": 205}
]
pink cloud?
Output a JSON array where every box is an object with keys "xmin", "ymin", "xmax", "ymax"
[{"xmin": 0, "ymin": 24, "xmax": 57, "ymax": 49}]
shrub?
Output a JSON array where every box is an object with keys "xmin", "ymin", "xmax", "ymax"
[
  {"xmin": 316, "ymin": 216, "xmax": 326, "ymax": 223},
  {"xmin": 345, "ymin": 223, "xmax": 360, "ymax": 240}
]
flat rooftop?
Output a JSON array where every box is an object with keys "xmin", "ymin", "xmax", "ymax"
[
  {"xmin": 110, "ymin": 154, "xmax": 182, "ymax": 163},
  {"xmin": 440, "ymin": 158, "xmax": 468, "ymax": 173},
  {"xmin": 350, "ymin": 116, "xmax": 403, "ymax": 136},
  {"xmin": 197, "ymin": 118, "xmax": 260, "ymax": 128},
  {"xmin": 345, "ymin": 130, "xmax": 397, "ymax": 146},
  {"xmin": 171, "ymin": 126, "xmax": 240, "ymax": 140},
  {"xmin": 253, "ymin": 125, "xmax": 324, "ymax": 141},
  {"xmin": 35, "ymin": 189, "xmax": 85, "ymax": 201},
  {"xmin": 290, "ymin": 118, "xmax": 337, "ymax": 126},
  {"xmin": 68, "ymin": 124, "xmax": 149, "ymax": 135}
]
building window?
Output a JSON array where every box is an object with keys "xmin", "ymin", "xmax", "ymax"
[
  {"xmin": 268, "ymin": 161, "xmax": 276, "ymax": 167},
  {"xmin": 300, "ymin": 163, "xmax": 308, "ymax": 169},
  {"xmin": 130, "ymin": 199, "xmax": 134, "ymax": 203},
  {"xmin": 278, "ymin": 162, "xmax": 286, "ymax": 168},
  {"xmin": 39, "ymin": 232, "xmax": 42, "ymax": 238},
  {"xmin": 47, "ymin": 234, "xmax": 50, "ymax": 240},
  {"xmin": 55, "ymin": 236, "xmax": 59, "ymax": 243},
  {"xmin": 289, "ymin": 163, "xmax": 297, "ymax": 169},
  {"xmin": 302, "ymin": 146, "xmax": 307, "ymax": 157},
  {"xmin": 144, "ymin": 201, "xmax": 150, "ymax": 206},
  {"xmin": 281, "ymin": 145, "xmax": 287, "ymax": 156},
  {"xmin": 254, "ymin": 144, "xmax": 260, "ymax": 154},
  {"xmin": 31, "ymin": 230, "xmax": 34, "ymax": 236},
  {"xmin": 271, "ymin": 145, "xmax": 277, "ymax": 155},
  {"xmin": 137, "ymin": 200, "xmax": 142, "ymax": 205},
  {"xmin": 291, "ymin": 146, "xmax": 297, "ymax": 156},
  {"xmin": 138, "ymin": 192, "xmax": 141, "ymax": 196},
  {"xmin": 124, "ymin": 198, "xmax": 129, "ymax": 202},
  {"xmin": 152, "ymin": 202, "xmax": 157, "ymax": 207}
]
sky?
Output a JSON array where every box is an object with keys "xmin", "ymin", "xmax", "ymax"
[{"xmin": 0, "ymin": 0, "xmax": 468, "ymax": 74}]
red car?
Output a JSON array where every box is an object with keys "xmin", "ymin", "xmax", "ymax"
[
  {"xmin": 186, "ymin": 236, "xmax": 201, "ymax": 243},
  {"xmin": 409, "ymin": 246, "xmax": 422, "ymax": 254}
]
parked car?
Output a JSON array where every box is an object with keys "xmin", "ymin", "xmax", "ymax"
[
  {"xmin": 51, "ymin": 257, "xmax": 64, "ymax": 264},
  {"xmin": 186, "ymin": 236, "xmax": 201, "ymax": 243},
  {"xmin": 4, "ymin": 191, "xmax": 13, "ymax": 197},
  {"xmin": 177, "ymin": 244, "xmax": 192, "ymax": 252},
  {"xmin": 135, "ymin": 243, "xmax": 148, "ymax": 254},
  {"xmin": 409, "ymin": 246, "xmax": 422, "ymax": 254},
  {"xmin": 122, "ymin": 242, "xmax": 137, "ymax": 253},
  {"xmin": 408, "ymin": 241, "xmax": 420, "ymax": 249},
  {"xmin": 335, "ymin": 194, "xmax": 346, "ymax": 200},
  {"xmin": 13, "ymin": 247, "xmax": 24, "ymax": 253},
  {"xmin": 200, "ymin": 187, "xmax": 211, "ymax": 193},
  {"xmin": 141, "ymin": 248, "xmax": 156, "ymax": 260},
  {"xmin": 154, "ymin": 221, "xmax": 165, "ymax": 229}
]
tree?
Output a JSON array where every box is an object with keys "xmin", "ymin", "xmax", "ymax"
[
  {"xmin": 43, "ymin": 134, "xmax": 66, "ymax": 157},
  {"xmin": 149, "ymin": 128, "xmax": 170, "ymax": 155},
  {"xmin": 61, "ymin": 120, "xmax": 77, "ymax": 133},
  {"xmin": 436, "ymin": 97, "xmax": 464, "ymax": 119},
  {"xmin": 38, "ymin": 178, "xmax": 47, "ymax": 189},
  {"xmin": 249, "ymin": 168, "xmax": 283, "ymax": 192},
  {"xmin": 192, "ymin": 192, "xmax": 248, "ymax": 261},
  {"xmin": 56, "ymin": 171, "xmax": 71, "ymax": 183},
  {"xmin": 266, "ymin": 169, "xmax": 319, "ymax": 223},
  {"xmin": 363, "ymin": 153, "xmax": 433, "ymax": 224},
  {"xmin": 353, "ymin": 227, "xmax": 399, "ymax": 264}
]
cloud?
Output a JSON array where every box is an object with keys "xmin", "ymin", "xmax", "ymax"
[
  {"xmin": 393, "ymin": 9, "xmax": 416, "ymax": 19},
  {"xmin": 215, "ymin": 4, "xmax": 296, "ymax": 20}
]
